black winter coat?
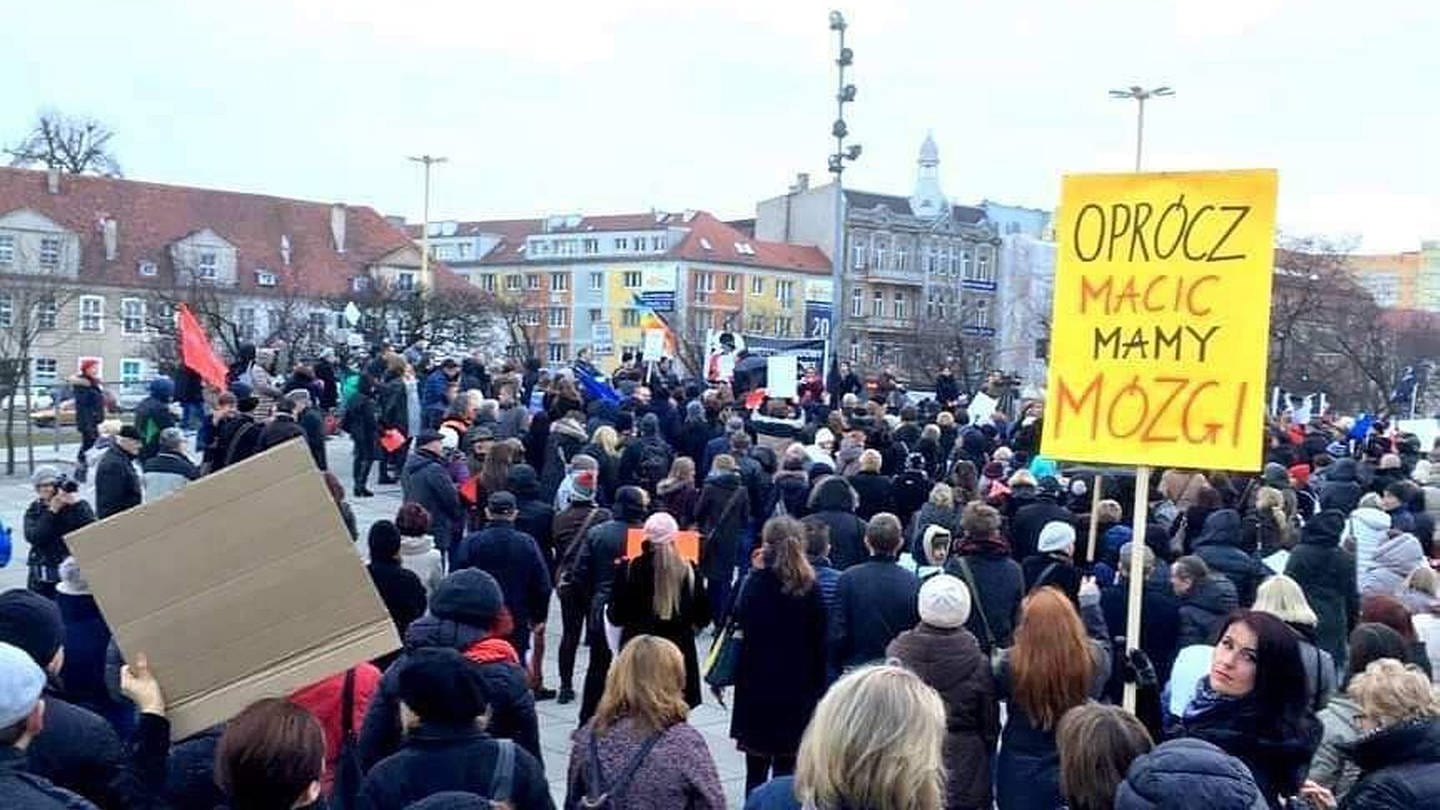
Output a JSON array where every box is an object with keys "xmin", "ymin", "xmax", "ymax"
[
  {"xmin": 1177, "ymin": 575, "xmax": 1239, "ymax": 649},
  {"xmin": 770, "ymin": 471, "xmax": 810, "ymax": 518},
  {"xmin": 93, "ymin": 446, "xmax": 141, "ymax": 520},
  {"xmin": 1009, "ymin": 500, "xmax": 1075, "ymax": 561},
  {"xmin": 358, "ymin": 723, "xmax": 553, "ymax": 810},
  {"xmin": 298, "ymin": 407, "xmax": 328, "ymax": 470},
  {"xmin": 164, "ymin": 725, "xmax": 224, "ymax": 809},
  {"xmin": 946, "ymin": 546, "xmax": 1025, "ymax": 652},
  {"xmin": 538, "ymin": 419, "xmax": 588, "ymax": 504},
  {"xmin": 1192, "ymin": 509, "xmax": 1269, "ymax": 606},
  {"xmin": 847, "ymin": 470, "xmax": 893, "ymax": 521},
  {"xmin": 608, "ymin": 551, "xmax": 711, "ymax": 707},
  {"xmin": 452, "ymin": 522, "xmax": 553, "ymax": 649},
  {"xmin": 1285, "ymin": 510, "xmax": 1359, "ymax": 669},
  {"xmin": 26, "ymin": 692, "xmax": 123, "ymax": 808},
  {"xmin": 807, "ymin": 477, "xmax": 868, "ymax": 571},
  {"xmin": 1022, "ymin": 552, "xmax": 1081, "ymax": 603},
  {"xmin": 367, "ymin": 560, "xmax": 428, "ymax": 639},
  {"xmin": 572, "ymin": 516, "xmax": 631, "ymax": 644},
  {"xmin": 378, "ymin": 378, "xmax": 408, "ymax": 430},
  {"xmin": 1338, "ymin": 717, "xmax": 1440, "ymax": 809},
  {"xmin": 1101, "ymin": 570, "xmax": 1182, "ymax": 688},
  {"xmin": 0, "ymin": 745, "xmax": 94, "ymax": 810},
  {"xmin": 1318, "ymin": 458, "xmax": 1364, "ymax": 513},
  {"xmin": 358, "ymin": 616, "xmax": 541, "ymax": 770},
  {"xmin": 257, "ymin": 414, "xmax": 306, "ymax": 453},
  {"xmin": 730, "ymin": 568, "xmax": 828, "ymax": 757},
  {"xmin": 71, "ymin": 377, "xmax": 105, "ymax": 432},
  {"xmin": 891, "ymin": 470, "xmax": 931, "ymax": 528},
  {"xmin": 695, "ymin": 472, "xmax": 750, "ymax": 582},
  {"xmin": 1175, "ymin": 692, "xmax": 1322, "ymax": 808},
  {"xmin": 401, "ymin": 449, "xmax": 463, "ymax": 551},
  {"xmin": 829, "ymin": 556, "xmax": 920, "ymax": 672},
  {"xmin": 23, "ymin": 500, "xmax": 93, "ymax": 574},
  {"xmin": 341, "ymin": 390, "xmax": 379, "ymax": 448},
  {"xmin": 887, "ymin": 623, "xmax": 999, "ymax": 809}
]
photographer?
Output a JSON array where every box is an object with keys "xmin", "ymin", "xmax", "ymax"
[{"xmin": 22, "ymin": 467, "xmax": 94, "ymax": 599}]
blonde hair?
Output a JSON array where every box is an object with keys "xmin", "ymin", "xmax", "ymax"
[
  {"xmin": 794, "ymin": 665, "xmax": 946, "ymax": 810},
  {"xmin": 1096, "ymin": 499, "xmax": 1122, "ymax": 524},
  {"xmin": 98, "ymin": 418, "xmax": 124, "ymax": 437},
  {"xmin": 593, "ymin": 635, "xmax": 689, "ymax": 734},
  {"xmin": 1253, "ymin": 575, "xmax": 1319, "ymax": 627},
  {"xmin": 936, "ymin": 412, "xmax": 955, "ymax": 428},
  {"xmin": 712, "ymin": 453, "xmax": 736, "ymax": 475},
  {"xmin": 1406, "ymin": 565, "xmax": 1439, "ymax": 597},
  {"xmin": 593, "ymin": 426, "xmax": 622, "ymax": 458},
  {"xmin": 928, "ymin": 482, "xmax": 955, "ymax": 510},
  {"xmin": 1009, "ymin": 469, "xmax": 1037, "ymax": 488},
  {"xmin": 651, "ymin": 541, "xmax": 694, "ymax": 621},
  {"xmin": 858, "ymin": 449, "xmax": 883, "ymax": 473},
  {"xmin": 1349, "ymin": 658, "xmax": 1440, "ymax": 728},
  {"xmin": 1256, "ymin": 486, "xmax": 1292, "ymax": 544},
  {"xmin": 663, "ymin": 456, "xmax": 695, "ymax": 487}
]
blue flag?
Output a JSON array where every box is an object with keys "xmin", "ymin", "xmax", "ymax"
[{"xmin": 574, "ymin": 362, "xmax": 621, "ymax": 406}]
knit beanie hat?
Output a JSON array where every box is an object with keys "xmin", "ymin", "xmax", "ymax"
[
  {"xmin": 1262, "ymin": 462, "xmax": 1290, "ymax": 489},
  {"xmin": 0, "ymin": 641, "xmax": 44, "ymax": 728},
  {"xmin": 398, "ymin": 648, "xmax": 488, "ymax": 724},
  {"xmin": 1288, "ymin": 464, "xmax": 1311, "ymax": 488},
  {"xmin": 1037, "ymin": 521, "xmax": 1077, "ymax": 554},
  {"xmin": 0, "ymin": 589, "xmax": 64, "ymax": 668},
  {"xmin": 918, "ymin": 574, "xmax": 971, "ymax": 629},
  {"xmin": 429, "ymin": 570, "xmax": 504, "ymax": 628},
  {"xmin": 644, "ymin": 512, "xmax": 679, "ymax": 546}
]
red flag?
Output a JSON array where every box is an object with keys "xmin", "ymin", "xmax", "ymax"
[{"xmin": 176, "ymin": 303, "xmax": 229, "ymax": 391}]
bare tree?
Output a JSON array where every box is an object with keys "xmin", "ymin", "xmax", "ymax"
[
  {"xmin": 336, "ymin": 280, "xmax": 512, "ymax": 359},
  {"xmin": 6, "ymin": 111, "xmax": 122, "ymax": 176},
  {"xmin": 0, "ymin": 279, "xmax": 82, "ymax": 474},
  {"xmin": 910, "ymin": 299, "xmax": 995, "ymax": 391}
]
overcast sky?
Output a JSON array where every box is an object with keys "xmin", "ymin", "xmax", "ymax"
[{"xmin": 6, "ymin": 0, "xmax": 1437, "ymax": 251}]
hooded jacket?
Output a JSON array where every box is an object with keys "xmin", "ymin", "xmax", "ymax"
[
  {"xmin": 132, "ymin": 378, "xmax": 176, "ymax": 460},
  {"xmin": 399, "ymin": 535, "xmax": 444, "ymax": 597},
  {"xmin": 806, "ymin": 477, "xmax": 868, "ymax": 571},
  {"xmin": 1345, "ymin": 506, "xmax": 1392, "ymax": 583},
  {"xmin": 1319, "ymin": 458, "xmax": 1364, "ymax": 513},
  {"xmin": 402, "ymin": 449, "xmax": 464, "ymax": 551},
  {"xmin": 1114, "ymin": 738, "xmax": 1268, "ymax": 810},
  {"xmin": 1360, "ymin": 532, "xmax": 1425, "ymax": 598},
  {"xmin": 538, "ymin": 417, "xmax": 587, "ymax": 504},
  {"xmin": 1177, "ymin": 574, "xmax": 1240, "ymax": 649},
  {"xmin": 1285, "ymin": 509, "xmax": 1359, "ymax": 665},
  {"xmin": 1192, "ymin": 509, "xmax": 1269, "ymax": 606},
  {"xmin": 1336, "ymin": 716, "xmax": 1440, "ymax": 808}
]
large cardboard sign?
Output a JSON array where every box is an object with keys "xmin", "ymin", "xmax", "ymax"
[
  {"xmin": 66, "ymin": 441, "xmax": 399, "ymax": 739},
  {"xmin": 1041, "ymin": 170, "xmax": 1278, "ymax": 471}
]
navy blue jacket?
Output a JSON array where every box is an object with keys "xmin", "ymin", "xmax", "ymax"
[
  {"xmin": 1114, "ymin": 738, "xmax": 1268, "ymax": 810},
  {"xmin": 401, "ymin": 449, "xmax": 464, "ymax": 551},
  {"xmin": 452, "ymin": 522, "xmax": 553, "ymax": 652},
  {"xmin": 358, "ymin": 723, "xmax": 552, "ymax": 810},
  {"xmin": 829, "ymin": 556, "xmax": 920, "ymax": 672}
]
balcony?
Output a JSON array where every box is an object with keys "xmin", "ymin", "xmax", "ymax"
[
  {"xmin": 858, "ymin": 314, "xmax": 914, "ymax": 333},
  {"xmin": 859, "ymin": 261, "xmax": 925, "ymax": 285}
]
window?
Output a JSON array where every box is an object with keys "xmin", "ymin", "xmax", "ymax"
[
  {"xmin": 851, "ymin": 236, "xmax": 867, "ymax": 268},
  {"xmin": 522, "ymin": 310, "xmax": 542, "ymax": 326},
  {"xmin": 696, "ymin": 272, "xmax": 714, "ymax": 293},
  {"xmin": 723, "ymin": 273, "xmax": 738, "ymax": 293},
  {"xmin": 974, "ymin": 299, "xmax": 990, "ymax": 328},
  {"xmin": 776, "ymin": 280, "xmax": 794, "ymax": 306},
  {"xmin": 476, "ymin": 274, "xmax": 495, "ymax": 292},
  {"xmin": 351, "ymin": 276, "xmax": 370, "ymax": 293},
  {"xmin": 237, "ymin": 307, "xmax": 257, "ymax": 340},
  {"xmin": 960, "ymin": 248, "xmax": 973, "ymax": 278},
  {"xmin": 120, "ymin": 359, "xmax": 145, "ymax": 385},
  {"xmin": 893, "ymin": 291, "xmax": 906, "ymax": 320},
  {"xmin": 550, "ymin": 272, "xmax": 569, "ymax": 291},
  {"xmin": 505, "ymin": 274, "xmax": 521, "ymax": 291},
  {"xmin": 587, "ymin": 308, "xmax": 602, "ymax": 323},
  {"xmin": 751, "ymin": 276, "xmax": 764, "ymax": 296},
  {"xmin": 256, "ymin": 270, "xmax": 277, "ymax": 287},
  {"xmin": 749, "ymin": 315, "xmax": 765, "ymax": 333},
  {"xmin": 975, "ymin": 247, "xmax": 993, "ymax": 281},
  {"xmin": 79, "ymin": 296, "xmax": 103, "ymax": 333},
  {"xmin": 196, "ymin": 250, "xmax": 217, "ymax": 280},
  {"xmin": 872, "ymin": 290, "xmax": 884, "ymax": 317},
  {"xmin": 548, "ymin": 343, "xmax": 569, "ymax": 364},
  {"xmin": 622, "ymin": 309, "xmax": 640, "ymax": 327},
  {"xmin": 851, "ymin": 287, "xmax": 863, "ymax": 317},
  {"xmin": 651, "ymin": 236, "xmax": 665, "ymax": 251},
  {"xmin": 35, "ymin": 298, "xmax": 57, "ymax": 330},
  {"xmin": 396, "ymin": 272, "xmax": 416, "ymax": 292},
  {"xmin": 548, "ymin": 307, "xmax": 568, "ymax": 327},
  {"xmin": 775, "ymin": 317, "xmax": 793, "ymax": 337},
  {"xmin": 121, "ymin": 298, "xmax": 144, "ymax": 335},
  {"xmin": 526, "ymin": 274, "xmax": 541, "ymax": 290},
  {"xmin": 581, "ymin": 239, "xmax": 599, "ymax": 254},
  {"xmin": 849, "ymin": 342, "xmax": 860, "ymax": 362},
  {"xmin": 874, "ymin": 238, "xmax": 888, "ymax": 269},
  {"xmin": 895, "ymin": 243, "xmax": 908, "ymax": 272},
  {"xmin": 589, "ymin": 272, "xmax": 603, "ymax": 291},
  {"xmin": 623, "ymin": 271, "xmax": 642, "ymax": 288},
  {"xmin": 0, "ymin": 235, "xmax": 13, "ymax": 264},
  {"xmin": 138, "ymin": 260, "xmax": 157, "ymax": 277},
  {"xmin": 615, "ymin": 238, "xmax": 629, "ymax": 251},
  {"xmin": 456, "ymin": 242, "xmax": 472, "ymax": 258},
  {"xmin": 39, "ymin": 237, "xmax": 61, "ymax": 269},
  {"xmin": 32, "ymin": 358, "xmax": 57, "ymax": 384},
  {"xmin": 0, "ymin": 293, "xmax": 10, "ymax": 327}
]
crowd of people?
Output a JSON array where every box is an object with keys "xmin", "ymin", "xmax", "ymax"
[{"xmin": 7, "ymin": 338, "xmax": 1440, "ymax": 809}]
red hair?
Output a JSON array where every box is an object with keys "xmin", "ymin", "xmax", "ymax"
[{"xmin": 1011, "ymin": 587, "xmax": 1094, "ymax": 730}]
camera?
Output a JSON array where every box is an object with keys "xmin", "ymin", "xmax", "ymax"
[{"xmin": 55, "ymin": 475, "xmax": 80, "ymax": 494}]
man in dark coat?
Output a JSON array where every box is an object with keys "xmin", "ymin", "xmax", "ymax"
[
  {"xmin": 617, "ymin": 412, "xmax": 673, "ymax": 493},
  {"xmin": 946, "ymin": 503, "xmax": 1025, "ymax": 653},
  {"xmin": 1008, "ymin": 476, "xmax": 1075, "ymax": 561},
  {"xmin": 358, "ymin": 570, "xmax": 541, "ymax": 771},
  {"xmin": 507, "ymin": 464, "xmax": 556, "ymax": 566},
  {"xmin": 829, "ymin": 513, "xmax": 920, "ymax": 673},
  {"xmin": 93, "ymin": 427, "xmax": 142, "ymax": 520},
  {"xmin": 22, "ymin": 468, "xmax": 94, "ymax": 599},
  {"xmin": 0, "ymin": 590, "xmax": 126, "ymax": 808},
  {"xmin": 401, "ymin": 431, "xmax": 464, "ymax": 556},
  {"xmin": 1191, "ymin": 508, "xmax": 1269, "ymax": 606},
  {"xmin": 358, "ymin": 648, "xmax": 551, "ymax": 810},
  {"xmin": 288, "ymin": 389, "xmax": 328, "ymax": 471},
  {"xmin": 1101, "ymin": 543, "xmax": 1181, "ymax": 700},
  {"xmin": 1285, "ymin": 509, "xmax": 1359, "ymax": 668},
  {"xmin": 452, "ymin": 493, "xmax": 553, "ymax": 661},
  {"xmin": 1022, "ymin": 520, "xmax": 1082, "ymax": 603},
  {"xmin": 257, "ymin": 396, "xmax": 306, "ymax": 452},
  {"xmin": 207, "ymin": 386, "xmax": 260, "ymax": 472},
  {"xmin": 569, "ymin": 486, "xmax": 639, "ymax": 721},
  {"xmin": 131, "ymin": 376, "xmax": 177, "ymax": 461},
  {"xmin": 1171, "ymin": 555, "xmax": 1240, "ymax": 649},
  {"xmin": 1318, "ymin": 457, "xmax": 1364, "ymax": 513},
  {"xmin": 806, "ymin": 476, "xmax": 868, "ymax": 571},
  {"xmin": 377, "ymin": 370, "xmax": 410, "ymax": 484}
]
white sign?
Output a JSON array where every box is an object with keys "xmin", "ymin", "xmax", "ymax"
[
  {"xmin": 343, "ymin": 301, "xmax": 361, "ymax": 327},
  {"xmin": 767, "ymin": 356, "xmax": 798, "ymax": 400},
  {"xmin": 591, "ymin": 322, "xmax": 614, "ymax": 356},
  {"xmin": 642, "ymin": 328, "xmax": 665, "ymax": 360},
  {"xmin": 968, "ymin": 391, "xmax": 1000, "ymax": 423}
]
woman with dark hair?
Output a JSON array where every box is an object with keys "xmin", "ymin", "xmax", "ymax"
[
  {"xmin": 726, "ymin": 517, "xmax": 828, "ymax": 796},
  {"xmin": 993, "ymin": 586, "xmax": 1110, "ymax": 810},
  {"xmin": 1361, "ymin": 593, "xmax": 1434, "ymax": 678},
  {"xmin": 1174, "ymin": 610, "xmax": 1323, "ymax": 808},
  {"xmin": 216, "ymin": 698, "xmax": 327, "ymax": 810},
  {"xmin": 1309, "ymin": 623, "xmax": 1410, "ymax": 802},
  {"xmin": 949, "ymin": 459, "xmax": 979, "ymax": 505}
]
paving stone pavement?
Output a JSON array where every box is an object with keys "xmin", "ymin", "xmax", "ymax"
[{"xmin": 0, "ymin": 436, "xmax": 751, "ymax": 807}]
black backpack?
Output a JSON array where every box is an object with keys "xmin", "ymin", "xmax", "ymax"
[{"xmin": 637, "ymin": 441, "xmax": 670, "ymax": 488}]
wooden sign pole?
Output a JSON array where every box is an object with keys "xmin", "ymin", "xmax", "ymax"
[
  {"xmin": 1085, "ymin": 473, "xmax": 1105, "ymax": 565},
  {"xmin": 1122, "ymin": 464, "xmax": 1153, "ymax": 714}
]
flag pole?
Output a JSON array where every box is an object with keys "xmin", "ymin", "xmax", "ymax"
[{"xmin": 1122, "ymin": 464, "xmax": 1153, "ymax": 714}]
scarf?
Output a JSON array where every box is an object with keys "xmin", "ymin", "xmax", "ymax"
[
  {"xmin": 464, "ymin": 636, "xmax": 520, "ymax": 666},
  {"xmin": 954, "ymin": 533, "xmax": 1011, "ymax": 557},
  {"xmin": 1183, "ymin": 677, "xmax": 1243, "ymax": 722}
]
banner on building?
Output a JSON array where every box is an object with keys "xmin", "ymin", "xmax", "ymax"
[
  {"xmin": 804, "ymin": 279, "xmax": 834, "ymax": 340},
  {"xmin": 739, "ymin": 335, "xmax": 827, "ymax": 366},
  {"xmin": 1041, "ymin": 169, "xmax": 1278, "ymax": 471},
  {"xmin": 639, "ymin": 266, "xmax": 678, "ymax": 313}
]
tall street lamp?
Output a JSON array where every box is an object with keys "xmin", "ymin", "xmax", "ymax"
[
  {"xmin": 407, "ymin": 154, "xmax": 448, "ymax": 292},
  {"xmin": 1108, "ymin": 85, "xmax": 1173, "ymax": 171},
  {"xmin": 827, "ymin": 10, "xmax": 861, "ymax": 384}
]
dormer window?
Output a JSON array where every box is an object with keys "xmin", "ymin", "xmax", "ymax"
[
  {"xmin": 256, "ymin": 269, "xmax": 277, "ymax": 287},
  {"xmin": 197, "ymin": 251, "xmax": 218, "ymax": 280},
  {"xmin": 138, "ymin": 260, "xmax": 157, "ymax": 277},
  {"xmin": 351, "ymin": 276, "xmax": 371, "ymax": 293}
]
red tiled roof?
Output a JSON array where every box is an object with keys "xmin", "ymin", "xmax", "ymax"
[
  {"xmin": 673, "ymin": 212, "xmax": 831, "ymax": 273},
  {"xmin": 0, "ymin": 167, "xmax": 464, "ymax": 296}
]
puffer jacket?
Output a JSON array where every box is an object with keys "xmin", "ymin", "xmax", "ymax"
[
  {"xmin": 1178, "ymin": 575, "xmax": 1240, "ymax": 649},
  {"xmin": 1360, "ymin": 532, "xmax": 1425, "ymax": 598},
  {"xmin": 1346, "ymin": 506, "xmax": 1393, "ymax": 584},
  {"xmin": 886, "ymin": 623, "xmax": 998, "ymax": 809},
  {"xmin": 1319, "ymin": 458, "xmax": 1364, "ymax": 513},
  {"xmin": 770, "ymin": 470, "xmax": 810, "ymax": 519},
  {"xmin": 806, "ymin": 477, "xmax": 868, "ymax": 570},
  {"xmin": 1337, "ymin": 716, "xmax": 1440, "ymax": 809},
  {"xmin": 1286, "ymin": 510, "xmax": 1360, "ymax": 666},
  {"xmin": 1114, "ymin": 738, "xmax": 1269, "ymax": 810},
  {"xmin": 1308, "ymin": 694, "xmax": 1362, "ymax": 801},
  {"xmin": 399, "ymin": 535, "xmax": 445, "ymax": 597},
  {"xmin": 1192, "ymin": 509, "xmax": 1269, "ymax": 605}
]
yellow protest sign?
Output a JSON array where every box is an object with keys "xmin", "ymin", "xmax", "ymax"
[{"xmin": 1041, "ymin": 169, "xmax": 1277, "ymax": 471}]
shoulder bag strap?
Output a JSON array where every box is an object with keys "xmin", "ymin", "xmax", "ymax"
[
  {"xmin": 955, "ymin": 557, "xmax": 996, "ymax": 649},
  {"xmin": 1034, "ymin": 561, "xmax": 1061, "ymax": 592},
  {"xmin": 713, "ymin": 488, "xmax": 744, "ymax": 533},
  {"xmin": 595, "ymin": 729, "xmax": 667, "ymax": 805},
  {"xmin": 562, "ymin": 508, "xmax": 603, "ymax": 572},
  {"xmin": 340, "ymin": 667, "xmax": 356, "ymax": 737}
]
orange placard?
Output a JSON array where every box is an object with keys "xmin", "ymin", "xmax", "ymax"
[
  {"xmin": 379, "ymin": 429, "xmax": 406, "ymax": 453},
  {"xmin": 625, "ymin": 528, "xmax": 701, "ymax": 563}
]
